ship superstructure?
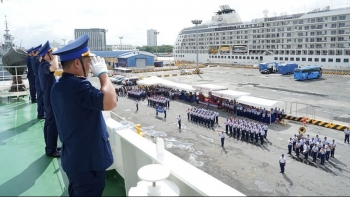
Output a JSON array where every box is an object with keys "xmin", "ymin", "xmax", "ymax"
[{"xmin": 174, "ymin": 5, "xmax": 350, "ymax": 70}]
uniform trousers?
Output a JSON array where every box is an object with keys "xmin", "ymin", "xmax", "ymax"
[
  {"xmin": 221, "ymin": 137, "xmax": 225, "ymax": 147},
  {"xmin": 312, "ymin": 151, "xmax": 317, "ymax": 162},
  {"xmin": 288, "ymin": 145, "xmax": 292, "ymax": 154},
  {"xmin": 304, "ymin": 151, "xmax": 308, "ymax": 160},
  {"xmin": 44, "ymin": 106, "xmax": 58, "ymax": 155},
  {"xmin": 35, "ymin": 77, "xmax": 44, "ymax": 117},
  {"xmin": 28, "ymin": 76, "xmax": 36, "ymax": 101},
  {"xmin": 295, "ymin": 148, "xmax": 300, "ymax": 157},
  {"xmin": 320, "ymin": 154, "xmax": 325, "ymax": 165},
  {"xmin": 66, "ymin": 170, "xmax": 106, "ymax": 196},
  {"xmin": 326, "ymin": 150, "xmax": 330, "ymax": 161},
  {"xmin": 178, "ymin": 121, "xmax": 181, "ymax": 129},
  {"xmin": 331, "ymin": 148, "xmax": 335, "ymax": 157},
  {"xmin": 279, "ymin": 163, "xmax": 285, "ymax": 173},
  {"xmin": 345, "ymin": 134, "xmax": 349, "ymax": 143}
]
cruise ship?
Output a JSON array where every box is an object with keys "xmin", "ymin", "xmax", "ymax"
[{"xmin": 174, "ymin": 5, "xmax": 350, "ymax": 70}]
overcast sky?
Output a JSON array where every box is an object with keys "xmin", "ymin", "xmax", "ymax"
[{"xmin": 0, "ymin": 0, "xmax": 349, "ymax": 49}]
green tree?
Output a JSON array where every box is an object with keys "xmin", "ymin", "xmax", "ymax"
[{"xmin": 136, "ymin": 45, "xmax": 173, "ymax": 53}]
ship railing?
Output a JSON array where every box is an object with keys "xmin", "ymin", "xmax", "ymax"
[
  {"xmin": 0, "ymin": 65, "xmax": 29, "ymax": 100},
  {"xmin": 102, "ymin": 111, "xmax": 245, "ymax": 196}
]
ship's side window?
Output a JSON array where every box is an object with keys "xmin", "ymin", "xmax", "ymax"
[
  {"xmin": 290, "ymin": 57, "xmax": 295, "ymax": 61},
  {"xmin": 239, "ymin": 56, "xmax": 242, "ymax": 59},
  {"xmin": 274, "ymin": 57, "xmax": 278, "ymax": 60},
  {"xmin": 243, "ymin": 56, "xmax": 246, "ymax": 59},
  {"xmin": 344, "ymin": 58, "xmax": 349, "ymax": 63},
  {"xmin": 285, "ymin": 57, "xmax": 288, "ymax": 61},
  {"xmin": 321, "ymin": 58, "xmax": 326, "ymax": 62},
  {"xmin": 336, "ymin": 58, "xmax": 341, "ymax": 62},
  {"xmin": 247, "ymin": 56, "xmax": 250, "ymax": 59},
  {"xmin": 235, "ymin": 56, "xmax": 238, "ymax": 59},
  {"xmin": 255, "ymin": 57, "xmax": 259, "ymax": 60},
  {"xmin": 232, "ymin": 56, "xmax": 234, "ymax": 59},
  {"xmin": 315, "ymin": 58, "xmax": 319, "ymax": 62},
  {"xmin": 279, "ymin": 57, "xmax": 283, "ymax": 60},
  {"xmin": 302, "ymin": 58, "xmax": 306, "ymax": 61},
  {"xmin": 228, "ymin": 56, "xmax": 230, "ymax": 59},
  {"xmin": 308, "ymin": 58, "xmax": 312, "ymax": 62},
  {"xmin": 328, "ymin": 58, "xmax": 333, "ymax": 62}
]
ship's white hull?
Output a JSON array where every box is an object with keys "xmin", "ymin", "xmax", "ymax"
[{"xmin": 174, "ymin": 54, "xmax": 350, "ymax": 70}]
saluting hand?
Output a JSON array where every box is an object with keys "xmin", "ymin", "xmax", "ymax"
[{"xmin": 90, "ymin": 56, "xmax": 108, "ymax": 77}]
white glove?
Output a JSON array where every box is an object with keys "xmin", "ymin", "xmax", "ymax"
[{"xmin": 90, "ymin": 56, "xmax": 108, "ymax": 77}]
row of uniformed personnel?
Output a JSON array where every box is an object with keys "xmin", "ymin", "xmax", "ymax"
[
  {"xmin": 186, "ymin": 107, "xmax": 219, "ymax": 129},
  {"xmin": 224, "ymin": 118, "xmax": 268, "ymax": 145},
  {"xmin": 26, "ymin": 34, "xmax": 117, "ymax": 196}
]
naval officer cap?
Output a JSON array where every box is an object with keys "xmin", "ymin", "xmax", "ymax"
[
  {"xmin": 52, "ymin": 34, "xmax": 95, "ymax": 61},
  {"xmin": 38, "ymin": 41, "xmax": 53, "ymax": 57},
  {"xmin": 26, "ymin": 47, "xmax": 34, "ymax": 53},
  {"xmin": 32, "ymin": 44, "xmax": 42, "ymax": 52}
]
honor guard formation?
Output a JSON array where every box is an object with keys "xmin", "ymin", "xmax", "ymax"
[{"xmin": 24, "ymin": 34, "xmax": 117, "ymax": 196}]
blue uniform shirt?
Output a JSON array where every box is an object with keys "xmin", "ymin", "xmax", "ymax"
[
  {"xmin": 51, "ymin": 73, "xmax": 113, "ymax": 173},
  {"xmin": 25, "ymin": 56, "xmax": 34, "ymax": 78},
  {"xmin": 31, "ymin": 56, "xmax": 40, "ymax": 77},
  {"xmin": 38, "ymin": 60, "xmax": 56, "ymax": 106}
]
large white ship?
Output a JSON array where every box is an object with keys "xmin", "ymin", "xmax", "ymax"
[{"xmin": 174, "ymin": 5, "xmax": 350, "ymax": 70}]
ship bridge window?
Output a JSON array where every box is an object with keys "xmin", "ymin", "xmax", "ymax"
[
  {"xmin": 235, "ymin": 56, "xmax": 238, "ymax": 59},
  {"xmin": 239, "ymin": 56, "xmax": 242, "ymax": 59},
  {"xmin": 321, "ymin": 58, "xmax": 326, "ymax": 62},
  {"xmin": 247, "ymin": 56, "xmax": 250, "ymax": 59},
  {"xmin": 290, "ymin": 57, "xmax": 295, "ymax": 61},
  {"xmin": 274, "ymin": 57, "xmax": 278, "ymax": 60},
  {"xmin": 308, "ymin": 58, "xmax": 312, "ymax": 61},
  {"xmin": 339, "ymin": 15, "xmax": 346, "ymax": 20},
  {"xmin": 296, "ymin": 58, "xmax": 300, "ymax": 61},
  {"xmin": 279, "ymin": 57, "xmax": 283, "ymax": 60},
  {"xmin": 328, "ymin": 58, "xmax": 333, "ymax": 62},
  {"xmin": 344, "ymin": 58, "xmax": 349, "ymax": 63},
  {"xmin": 302, "ymin": 58, "xmax": 306, "ymax": 61},
  {"xmin": 315, "ymin": 58, "xmax": 319, "ymax": 62},
  {"xmin": 285, "ymin": 57, "xmax": 289, "ymax": 61},
  {"xmin": 336, "ymin": 58, "xmax": 341, "ymax": 62}
]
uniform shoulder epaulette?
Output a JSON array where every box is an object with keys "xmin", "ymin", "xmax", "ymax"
[{"xmin": 74, "ymin": 75, "xmax": 86, "ymax": 79}]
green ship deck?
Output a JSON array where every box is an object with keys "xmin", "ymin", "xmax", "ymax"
[{"xmin": 0, "ymin": 97, "xmax": 125, "ymax": 196}]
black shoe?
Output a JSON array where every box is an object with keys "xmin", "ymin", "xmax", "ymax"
[
  {"xmin": 37, "ymin": 116, "xmax": 45, "ymax": 119},
  {"xmin": 31, "ymin": 100, "xmax": 37, "ymax": 103},
  {"xmin": 47, "ymin": 151, "xmax": 60, "ymax": 158},
  {"xmin": 56, "ymin": 147, "xmax": 61, "ymax": 151}
]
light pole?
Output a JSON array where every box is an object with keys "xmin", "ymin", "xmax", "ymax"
[
  {"xmin": 154, "ymin": 31, "xmax": 159, "ymax": 55},
  {"xmin": 191, "ymin": 20, "xmax": 202, "ymax": 72},
  {"xmin": 119, "ymin": 37, "xmax": 123, "ymax": 50}
]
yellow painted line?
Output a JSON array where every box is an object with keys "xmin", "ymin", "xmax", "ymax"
[{"xmin": 318, "ymin": 121, "xmax": 326, "ymax": 126}]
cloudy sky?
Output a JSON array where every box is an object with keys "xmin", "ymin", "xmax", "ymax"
[{"xmin": 0, "ymin": 0, "xmax": 348, "ymax": 49}]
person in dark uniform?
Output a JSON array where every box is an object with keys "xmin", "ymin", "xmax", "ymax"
[
  {"xmin": 26, "ymin": 47, "xmax": 37, "ymax": 102},
  {"xmin": 136, "ymin": 100, "xmax": 139, "ymax": 111},
  {"xmin": 178, "ymin": 115, "xmax": 181, "ymax": 130},
  {"xmin": 51, "ymin": 34, "xmax": 117, "ymax": 196},
  {"xmin": 37, "ymin": 41, "xmax": 60, "ymax": 158},
  {"xmin": 31, "ymin": 44, "xmax": 44, "ymax": 118}
]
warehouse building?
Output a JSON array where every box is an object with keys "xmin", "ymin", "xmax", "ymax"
[{"xmin": 92, "ymin": 50, "xmax": 156, "ymax": 69}]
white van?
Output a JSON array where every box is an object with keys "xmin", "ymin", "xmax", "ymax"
[{"xmin": 121, "ymin": 76, "xmax": 140, "ymax": 86}]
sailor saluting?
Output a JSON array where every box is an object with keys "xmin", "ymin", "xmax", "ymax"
[{"xmin": 51, "ymin": 34, "xmax": 117, "ymax": 196}]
